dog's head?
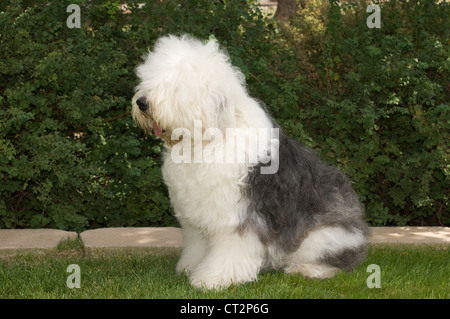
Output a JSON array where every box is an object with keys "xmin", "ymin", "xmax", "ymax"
[{"xmin": 132, "ymin": 35, "xmax": 247, "ymax": 143}]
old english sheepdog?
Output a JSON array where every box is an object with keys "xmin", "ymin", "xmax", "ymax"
[{"xmin": 132, "ymin": 34, "xmax": 369, "ymax": 289}]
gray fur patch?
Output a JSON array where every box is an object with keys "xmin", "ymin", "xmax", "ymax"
[
  {"xmin": 240, "ymin": 126, "xmax": 369, "ymax": 271},
  {"xmin": 321, "ymin": 245, "xmax": 368, "ymax": 272}
]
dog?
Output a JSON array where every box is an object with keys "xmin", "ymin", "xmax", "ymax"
[{"xmin": 132, "ymin": 34, "xmax": 369, "ymax": 289}]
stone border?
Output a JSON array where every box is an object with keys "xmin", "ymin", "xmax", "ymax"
[
  {"xmin": 0, "ymin": 229, "xmax": 78, "ymax": 249},
  {"xmin": 80, "ymin": 227, "xmax": 182, "ymax": 248},
  {"xmin": 0, "ymin": 227, "xmax": 448, "ymax": 250},
  {"xmin": 369, "ymin": 226, "xmax": 450, "ymax": 244}
]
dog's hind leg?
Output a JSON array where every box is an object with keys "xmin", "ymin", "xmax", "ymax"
[
  {"xmin": 284, "ymin": 226, "xmax": 367, "ymax": 279},
  {"xmin": 285, "ymin": 263, "xmax": 340, "ymax": 279}
]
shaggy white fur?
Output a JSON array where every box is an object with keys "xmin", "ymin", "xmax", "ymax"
[{"xmin": 132, "ymin": 35, "xmax": 368, "ymax": 290}]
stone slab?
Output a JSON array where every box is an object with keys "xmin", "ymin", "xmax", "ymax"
[
  {"xmin": 369, "ymin": 226, "xmax": 450, "ymax": 244},
  {"xmin": 1, "ymin": 227, "xmax": 448, "ymax": 250},
  {"xmin": 81, "ymin": 226, "xmax": 449, "ymax": 248},
  {"xmin": 80, "ymin": 227, "xmax": 183, "ymax": 248},
  {"xmin": 0, "ymin": 229, "xmax": 78, "ymax": 249}
]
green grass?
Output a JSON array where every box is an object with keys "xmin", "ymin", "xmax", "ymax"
[{"xmin": 0, "ymin": 241, "xmax": 448, "ymax": 299}]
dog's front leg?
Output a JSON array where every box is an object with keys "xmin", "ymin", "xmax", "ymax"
[
  {"xmin": 176, "ymin": 223, "xmax": 208, "ymax": 275},
  {"xmin": 189, "ymin": 230, "xmax": 265, "ymax": 290}
]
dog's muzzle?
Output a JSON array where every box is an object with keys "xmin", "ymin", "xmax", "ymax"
[
  {"xmin": 136, "ymin": 96, "xmax": 148, "ymax": 112},
  {"xmin": 134, "ymin": 96, "xmax": 165, "ymax": 138}
]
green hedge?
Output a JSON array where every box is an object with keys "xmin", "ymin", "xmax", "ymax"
[
  {"xmin": 0, "ymin": 0, "xmax": 448, "ymax": 230},
  {"xmin": 286, "ymin": 0, "xmax": 449, "ymax": 226},
  {"xmin": 0, "ymin": 0, "xmax": 291, "ymax": 231}
]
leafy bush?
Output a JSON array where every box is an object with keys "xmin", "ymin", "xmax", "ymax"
[
  {"xmin": 1, "ymin": 0, "xmax": 448, "ymax": 230},
  {"xmin": 0, "ymin": 0, "xmax": 292, "ymax": 231},
  {"xmin": 288, "ymin": 0, "xmax": 449, "ymax": 225}
]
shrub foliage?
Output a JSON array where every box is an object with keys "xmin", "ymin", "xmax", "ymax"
[
  {"xmin": 0, "ymin": 0, "xmax": 448, "ymax": 230},
  {"xmin": 0, "ymin": 0, "xmax": 289, "ymax": 230},
  {"xmin": 288, "ymin": 0, "xmax": 449, "ymax": 225}
]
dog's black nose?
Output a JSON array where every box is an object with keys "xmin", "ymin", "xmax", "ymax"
[{"xmin": 136, "ymin": 97, "xmax": 148, "ymax": 112}]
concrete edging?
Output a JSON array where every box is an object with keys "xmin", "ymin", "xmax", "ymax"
[
  {"xmin": 0, "ymin": 227, "xmax": 449, "ymax": 250},
  {"xmin": 0, "ymin": 229, "xmax": 78, "ymax": 249},
  {"xmin": 369, "ymin": 226, "xmax": 450, "ymax": 244},
  {"xmin": 80, "ymin": 227, "xmax": 182, "ymax": 248}
]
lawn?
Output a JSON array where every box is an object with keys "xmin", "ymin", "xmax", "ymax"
[{"xmin": 0, "ymin": 239, "xmax": 448, "ymax": 299}]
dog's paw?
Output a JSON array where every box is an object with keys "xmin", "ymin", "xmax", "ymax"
[
  {"xmin": 190, "ymin": 276, "xmax": 231, "ymax": 290},
  {"xmin": 285, "ymin": 263, "xmax": 340, "ymax": 279},
  {"xmin": 176, "ymin": 262, "xmax": 195, "ymax": 276}
]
